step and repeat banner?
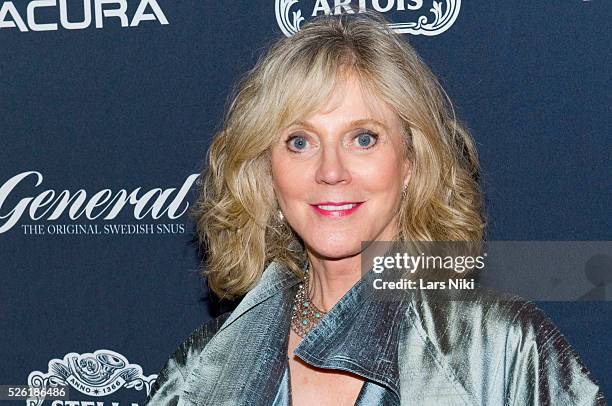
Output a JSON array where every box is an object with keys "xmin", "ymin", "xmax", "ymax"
[{"xmin": 1, "ymin": 1, "xmax": 610, "ymax": 404}]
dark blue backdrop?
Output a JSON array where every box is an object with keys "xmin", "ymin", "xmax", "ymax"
[{"xmin": 1, "ymin": 1, "xmax": 609, "ymax": 404}]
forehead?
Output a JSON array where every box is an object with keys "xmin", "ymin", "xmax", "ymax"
[
  {"xmin": 280, "ymin": 71, "xmax": 400, "ymax": 130},
  {"xmin": 317, "ymin": 76, "xmax": 397, "ymax": 122}
]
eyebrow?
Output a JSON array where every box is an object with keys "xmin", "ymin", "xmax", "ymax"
[{"xmin": 349, "ymin": 119, "xmax": 390, "ymax": 131}]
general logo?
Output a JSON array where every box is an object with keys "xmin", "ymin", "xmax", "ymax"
[
  {"xmin": 26, "ymin": 349, "xmax": 157, "ymax": 406},
  {"xmin": 0, "ymin": 171, "xmax": 199, "ymax": 235},
  {"xmin": 275, "ymin": 0, "xmax": 461, "ymax": 37}
]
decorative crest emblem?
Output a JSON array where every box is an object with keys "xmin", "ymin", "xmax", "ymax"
[
  {"xmin": 26, "ymin": 349, "xmax": 157, "ymax": 406},
  {"xmin": 275, "ymin": 0, "xmax": 461, "ymax": 37}
]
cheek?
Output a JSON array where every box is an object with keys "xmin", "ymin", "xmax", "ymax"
[
  {"xmin": 271, "ymin": 153, "xmax": 305, "ymax": 204},
  {"xmin": 355, "ymin": 154, "xmax": 404, "ymax": 193}
]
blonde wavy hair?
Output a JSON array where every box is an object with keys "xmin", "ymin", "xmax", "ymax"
[{"xmin": 194, "ymin": 13, "xmax": 485, "ymax": 300}]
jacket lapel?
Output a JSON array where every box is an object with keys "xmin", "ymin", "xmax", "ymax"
[
  {"xmin": 294, "ymin": 272, "xmax": 406, "ymax": 405},
  {"xmin": 179, "ymin": 262, "xmax": 406, "ymax": 405},
  {"xmin": 179, "ymin": 261, "xmax": 301, "ymax": 406}
]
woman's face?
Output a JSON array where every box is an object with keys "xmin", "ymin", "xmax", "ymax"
[{"xmin": 271, "ymin": 75, "xmax": 411, "ymax": 260}]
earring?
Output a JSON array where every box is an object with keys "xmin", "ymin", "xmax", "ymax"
[
  {"xmin": 278, "ymin": 210, "xmax": 284, "ymax": 221},
  {"xmin": 401, "ymin": 184, "xmax": 408, "ymax": 199}
]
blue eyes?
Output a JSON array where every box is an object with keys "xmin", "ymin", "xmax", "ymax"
[
  {"xmin": 356, "ymin": 133, "xmax": 376, "ymax": 148},
  {"xmin": 286, "ymin": 131, "xmax": 378, "ymax": 152},
  {"xmin": 288, "ymin": 136, "xmax": 309, "ymax": 151}
]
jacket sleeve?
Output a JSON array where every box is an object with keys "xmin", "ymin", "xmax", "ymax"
[
  {"xmin": 503, "ymin": 302, "xmax": 606, "ymax": 405},
  {"xmin": 145, "ymin": 313, "xmax": 231, "ymax": 406}
]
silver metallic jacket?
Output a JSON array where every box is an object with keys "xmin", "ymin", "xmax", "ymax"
[{"xmin": 146, "ymin": 261, "xmax": 606, "ymax": 405}]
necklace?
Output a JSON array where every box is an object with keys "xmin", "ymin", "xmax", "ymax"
[{"xmin": 290, "ymin": 266, "xmax": 327, "ymax": 337}]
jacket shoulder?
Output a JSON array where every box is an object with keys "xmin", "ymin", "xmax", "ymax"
[
  {"xmin": 405, "ymin": 292, "xmax": 606, "ymax": 405},
  {"xmin": 145, "ymin": 312, "xmax": 232, "ymax": 405},
  {"xmin": 500, "ymin": 299, "xmax": 606, "ymax": 405}
]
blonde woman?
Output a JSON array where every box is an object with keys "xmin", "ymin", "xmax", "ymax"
[{"xmin": 146, "ymin": 14, "xmax": 605, "ymax": 406}]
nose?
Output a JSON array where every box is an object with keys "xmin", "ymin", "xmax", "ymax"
[{"xmin": 315, "ymin": 144, "xmax": 351, "ymax": 185}]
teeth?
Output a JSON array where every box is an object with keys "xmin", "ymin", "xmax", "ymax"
[{"xmin": 317, "ymin": 204, "xmax": 356, "ymax": 211}]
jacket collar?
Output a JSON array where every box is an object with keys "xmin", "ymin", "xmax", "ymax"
[
  {"xmin": 294, "ymin": 270, "xmax": 405, "ymax": 402},
  {"xmin": 180, "ymin": 261, "xmax": 405, "ymax": 405},
  {"xmin": 215, "ymin": 260, "xmax": 302, "ymax": 334}
]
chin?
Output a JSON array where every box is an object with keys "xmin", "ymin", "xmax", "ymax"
[{"xmin": 305, "ymin": 237, "xmax": 362, "ymax": 261}]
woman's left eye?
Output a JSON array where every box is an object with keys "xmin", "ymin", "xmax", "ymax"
[
  {"xmin": 286, "ymin": 134, "xmax": 311, "ymax": 152},
  {"xmin": 354, "ymin": 132, "xmax": 378, "ymax": 149}
]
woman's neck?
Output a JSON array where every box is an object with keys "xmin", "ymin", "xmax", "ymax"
[{"xmin": 306, "ymin": 254, "xmax": 362, "ymax": 312}]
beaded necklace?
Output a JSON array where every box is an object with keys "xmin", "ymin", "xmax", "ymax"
[{"xmin": 290, "ymin": 266, "xmax": 327, "ymax": 337}]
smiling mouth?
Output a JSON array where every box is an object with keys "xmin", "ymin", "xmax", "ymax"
[{"xmin": 310, "ymin": 202, "xmax": 364, "ymax": 217}]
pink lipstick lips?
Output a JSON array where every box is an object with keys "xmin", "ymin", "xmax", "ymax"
[{"xmin": 310, "ymin": 201, "xmax": 364, "ymax": 217}]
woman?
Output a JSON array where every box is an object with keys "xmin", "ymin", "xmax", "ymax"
[{"xmin": 146, "ymin": 14, "xmax": 605, "ymax": 406}]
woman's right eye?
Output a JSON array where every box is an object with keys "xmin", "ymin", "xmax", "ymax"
[{"xmin": 286, "ymin": 135, "xmax": 310, "ymax": 152}]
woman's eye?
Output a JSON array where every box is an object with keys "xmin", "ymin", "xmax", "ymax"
[
  {"xmin": 287, "ymin": 135, "xmax": 309, "ymax": 152},
  {"xmin": 354, "ymin": 132, "xmax": 378, "ymax": 149}
]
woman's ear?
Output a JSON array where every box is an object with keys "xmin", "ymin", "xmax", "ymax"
[
  {"xmin": 402, "ymin": 158, "xmax": 412, "ymax": 189},
  {"xmin": 399, "ymin": 124, "xmax": 413, "ymax": 188}
]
